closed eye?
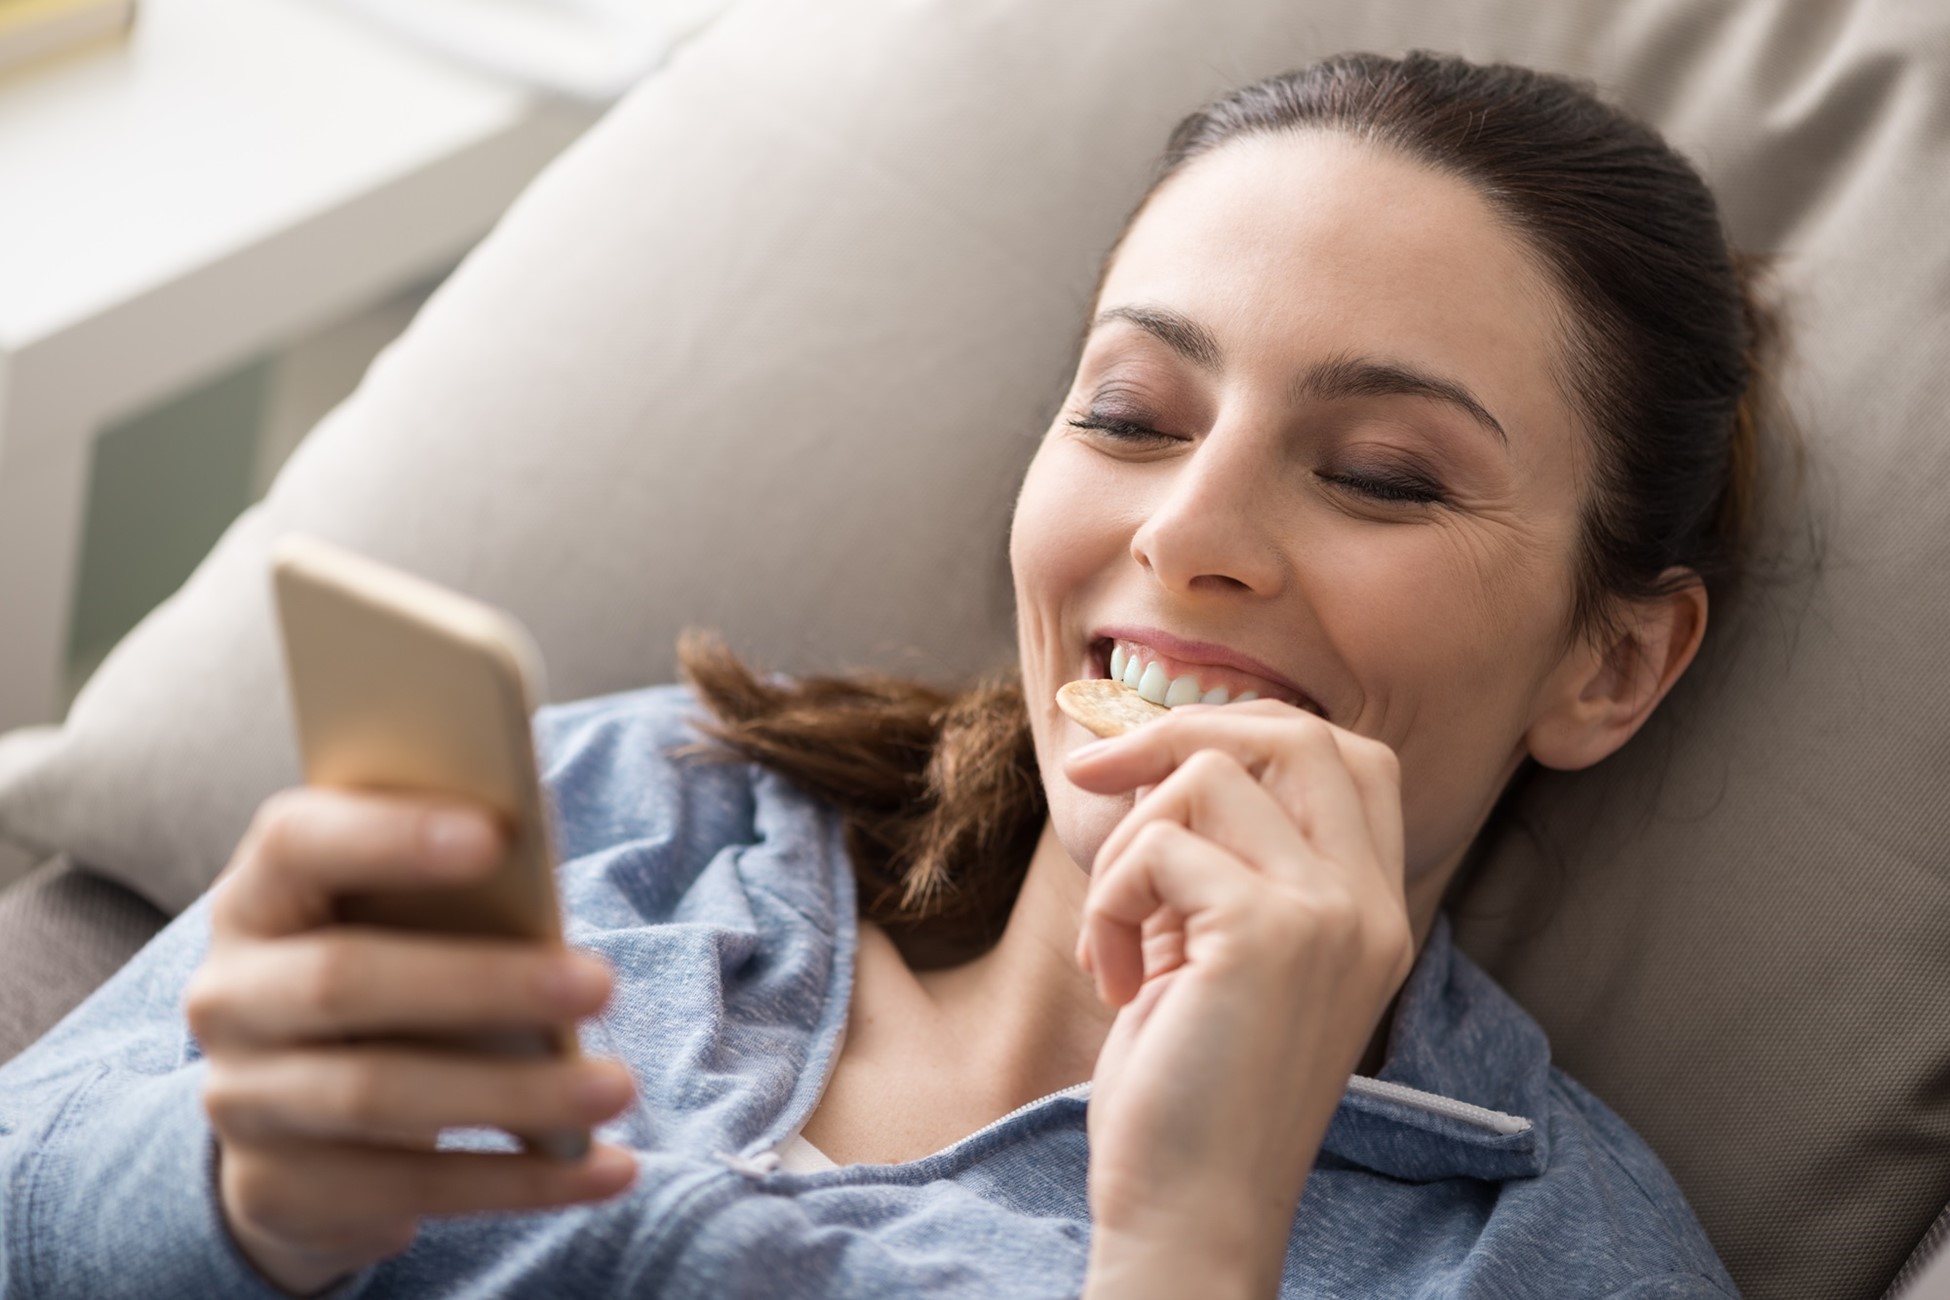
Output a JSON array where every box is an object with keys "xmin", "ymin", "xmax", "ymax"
[
  {"xmin": 1318, "ymin": 469, "xmax": 1448, "ymax": 506},
  {"xmin": 1066, "ymin": 413, "xmax": 1180, "ymax": 444},
  {"xmin": 1069, "ymin": 411, "xmax": 1448, "ymax": 506}
]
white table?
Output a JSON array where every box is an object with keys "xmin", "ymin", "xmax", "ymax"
[{"xmin": 0, "ymin": 0, "xmax": 600, "ymax": 736}]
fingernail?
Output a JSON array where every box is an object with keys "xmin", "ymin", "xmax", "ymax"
[
  {"xmin": 1071, "ymin": 739, "xmax": 1111, "ymax": 761},
  {"xmin": 544, "ymin": 956, "xmax": 609, "ymax": 1010},
  {"xmin": 423, "ymin": 811, "xmax": 495, "ymax": 869},
  {"xmin": 573, "ymin": 1067, "xmax": 634, "ymax": 1118}
]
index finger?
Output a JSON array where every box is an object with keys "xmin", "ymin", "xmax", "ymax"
[
  {"xmin": 215, "ymin": 787, "xmax": 507, "ymax": 939},
  {"xmin": 1065, "ymin": 704, "xmax": 1391, "ymax": 866}
]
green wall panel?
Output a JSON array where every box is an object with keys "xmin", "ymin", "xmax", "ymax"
[{"xmin": 63, "ymin": 358, "xmax": 269, "ymax": 704}]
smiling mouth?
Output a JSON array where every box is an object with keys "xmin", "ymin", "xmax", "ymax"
[{"xmin": 1087, "ymin": 636, "xmax": 1325, "ymax": 719}]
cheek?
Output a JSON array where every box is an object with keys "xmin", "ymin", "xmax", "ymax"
[
  {"xmin": 1293, "ymin": 521, "xmax": 1568, "ymax": 868},
  {"xmin": 1311, "ymin": 516, "xmax": 1562, "ymax": 704},
  {"xmin": 1010, "ymin": 440, "xmax": 1141, "ymax": 875},
  {"xmin": 1009, "ymin": 441, "xmax": 1122, "ymax": 606}
]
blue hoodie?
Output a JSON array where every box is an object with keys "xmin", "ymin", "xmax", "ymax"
[{"xmin": 0, "ymin": 685, "xmax": 1736, "ymax": 1298}]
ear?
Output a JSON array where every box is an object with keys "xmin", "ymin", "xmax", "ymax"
[{"xmin": 1526, "ymin": 569, "xmax": 1709, "ymax": 772}]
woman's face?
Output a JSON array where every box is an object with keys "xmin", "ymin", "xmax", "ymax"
[{"xmin": 1011, "ymin": 130, "xmax": 1596, "ymax": 883}]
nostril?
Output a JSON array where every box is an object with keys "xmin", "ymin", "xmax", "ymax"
[{"xmin": 1191, "ymin": 574, "xmax": 1253, "ymax": 594}]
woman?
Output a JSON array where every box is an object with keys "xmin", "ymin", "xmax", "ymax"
[{"xmin": 0, "ymin": 52, "xmax": 1767, "ymax": 1297}]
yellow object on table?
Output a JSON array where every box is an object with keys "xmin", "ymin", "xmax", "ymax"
[{"xmin": 0, "ymin": 0, "xmax": 135, "ymax": 76}]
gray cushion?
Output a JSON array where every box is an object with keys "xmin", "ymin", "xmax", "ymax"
[
  {"xmin": 0, "ymin": 3, "xmax": 1946, "ymax": 1297},
  {"xmin": 1890, "ymin": 1205, "xmax": 1950, "ymax": 1300},
  {"xmin": 0, "ymin": 857, "xmax": 166, "ymax": 1065},
  {"xmin": 1446, "ymin": 9, "xmax": 1950, "ymax": 1293}
]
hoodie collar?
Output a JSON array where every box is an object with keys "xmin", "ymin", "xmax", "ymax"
[{"xmin": 1316, "ymin": 913, "xmax": 1552, "ymax": 1183}]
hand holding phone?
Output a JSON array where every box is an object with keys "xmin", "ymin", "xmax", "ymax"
[{"xmin": 181, "ymin": 536, "xmax": 639, "ymax": 1294}]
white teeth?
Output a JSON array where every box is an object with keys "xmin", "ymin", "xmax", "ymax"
[
  {"xmin": 1108, "ymin": 643, "xmax": 1282, "ymax": 709},
  {"xmin": 1163, "ymin": 674, "xmax": 1202, "ymax": 707}
]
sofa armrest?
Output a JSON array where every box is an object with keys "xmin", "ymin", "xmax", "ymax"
[{"xmin": 0, "ymin": 854, "xmax": 167, "ymax": 1065}]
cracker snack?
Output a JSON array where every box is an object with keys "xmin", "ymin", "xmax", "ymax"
[{"xmin": 1056, "ymin": 678, "xmax": 1169, "ymax": 738}]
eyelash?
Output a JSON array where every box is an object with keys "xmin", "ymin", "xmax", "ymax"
[
  {"xmin": 1318, "ymin": 468, "xmax": 1449, "ymax": 506},
  {"xmin": 1065, "ymin": 412, "xmax": 1450, "ymax": 507},
  {"xmin": 1066, "ymin": 413, "xmax": 1169, "ymax": 443}
]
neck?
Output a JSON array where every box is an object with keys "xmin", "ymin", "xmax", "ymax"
[
  {"xmin": 1357, "ymin": 842, "xmax": 1462, "ymax": 1075},
  {"xmin": 917, "ymin": 819, "xmax": 1468, "ymax": 1100},
  {"xmin": 912, "ymin": 824, "xmax": 1116, "ymax": 1103}
]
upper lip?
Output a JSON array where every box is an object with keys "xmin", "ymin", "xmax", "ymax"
[{"xmin": 1092, "ymin": 624, "xmax": 1324, "ymax": 717}]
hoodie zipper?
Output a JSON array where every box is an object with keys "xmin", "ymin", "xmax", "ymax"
[
  {"xmin": 925, "ymin": 1080, "xmax": 1095, "ymax": 1158},
  {"xmin": 722, "ymin": 1071, "xmax": 1527, "ymax": 1178},
  {"xmin": 722, "ymin": 1079, "xmax": 1094, "ymax": 1178},
  {"xmin": 1344, "ymin": 1075, "xmax": 1532, "ymax": 1135},
  {"xmin": 927, "ymin": 1075, "xmax": 1530, "ymax": 1153}
]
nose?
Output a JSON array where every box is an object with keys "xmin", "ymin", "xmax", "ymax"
[{"xmin": 1129, "ymin": 423, "xmax": 1286, "ymax": 597}]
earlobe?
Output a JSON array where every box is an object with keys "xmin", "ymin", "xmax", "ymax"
[{"xmin": 1525, "ymin": 572, "xmax": 1709, "ymax": 771}]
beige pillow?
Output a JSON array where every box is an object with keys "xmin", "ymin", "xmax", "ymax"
[{"xmin": 2, "ymin": 3, "xmax": 1945, "ymax": 1296}]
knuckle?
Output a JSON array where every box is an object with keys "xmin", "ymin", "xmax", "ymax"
[
  {"xmin": 1181, "ymin": 747, "xmax": 1242, "ymax": 783},
  {"xmin": 1127, "ymin": 818, "xmax": 1181, "ymax": 857},
  {"xmin": 207, "ymin": 880, "xmax": 246, "ymax": 934},
  {"xmin": 405, "ymin": 803, "xmax": 449, "ymax": 863},
  {"xmin": 182, "ymin": 966, "xmax": 229, "ymax": 1042},
  {"xmin": 200, "ymin": 1069, "xmax": 249, "ymax": 1137},
  {"xmin": 296, "ymin": 941, "xmax": 361, "ymax": 1022},
  {"xmin": 523, "ymin": 1066, "xmax": 578, "ymax": 1126},
  {"xmin": 1280, "ymin": 888, "xmax": 1412, "ymax": 973},
  {"xmin": 1293, "ymin": 718, "xmax": 1342, "ymax": 760},
  {"xmin": 1255, "ymin": 897, "xmax": 1307, "ymax": 950},
  {"xmin": 502, "ymin": 949, "xmax": 563, "ymax": 1018},
  {"xmin": 249, "ymin": 788, "xmax": 309, "ymax": 858},
  {"xmin": 228, "ymin": 1155, "xmax": 302, "ymax": 1238},
  {"xmin": 1288, "ymin": 887, "xmax": 1362, "ymax": 944},
  {"xmin": 373, "ymin": 794, "xmax": 432, "ymax": 862},
  {"xmin": 1319, "ymin": 894, "xmax": 1367, "ymax": 942},
  {"xmin": 1285, "ymin": 706, "xmax": 1331, "ymax": 737},
  {"xmin": 1369, "ymin": 912, "xmax": 1417, "ymax": 978},
  {"xmin": 331, "ymin": 1062, "xmax": 393, "ymax": 1131},
  {"xmin": 1356, "ymin": 735, "xmax": 1402, "ymax": 782}
]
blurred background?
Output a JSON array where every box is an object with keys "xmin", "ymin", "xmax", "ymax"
[
  {"xmin": 0, "ymin": 0, "xmax": 730, "ymax": 732},
  {"xmin": 0, "ymin": 0, "xmax": 748, "ymax": 882}
]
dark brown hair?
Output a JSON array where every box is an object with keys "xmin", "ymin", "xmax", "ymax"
[
  {"xmin": 1119, "ymin": 50, "xmax": 1779, "ymax": 646},
  {"xmin": 683, "ymin": 51, "xmax": 1783, "ymax": 963}
]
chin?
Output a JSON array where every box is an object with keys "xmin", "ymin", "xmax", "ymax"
[{"xmin": 1041, "ymin": 776, "xmax": 1133, "ymax": 879}]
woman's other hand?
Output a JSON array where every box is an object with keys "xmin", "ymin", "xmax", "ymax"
[
  {"xmin": 183, "ymin": 787, "xmax": 638, "ymax": 1296},
  {"xmin": 1063, "ymin": 702, "xmax": 1415, "ymax": 1299}
]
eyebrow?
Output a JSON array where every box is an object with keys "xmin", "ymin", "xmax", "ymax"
[
  {"xmin": 1094, "ymin": 304, "xmax": 1224, "ymax": 370},
  {"xmin": 1091, "ymin": 303, "xmax": 1509, "ymax": 449}
]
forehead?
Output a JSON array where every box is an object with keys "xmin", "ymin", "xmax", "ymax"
[{"xmin": 1096, "ymin": 130, "xmax": 1576, "ymax": 442}]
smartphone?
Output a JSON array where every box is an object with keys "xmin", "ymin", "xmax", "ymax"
[{"xmin": 269, "ymin": 532, "xmax": 589, "ymax": 1162}]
